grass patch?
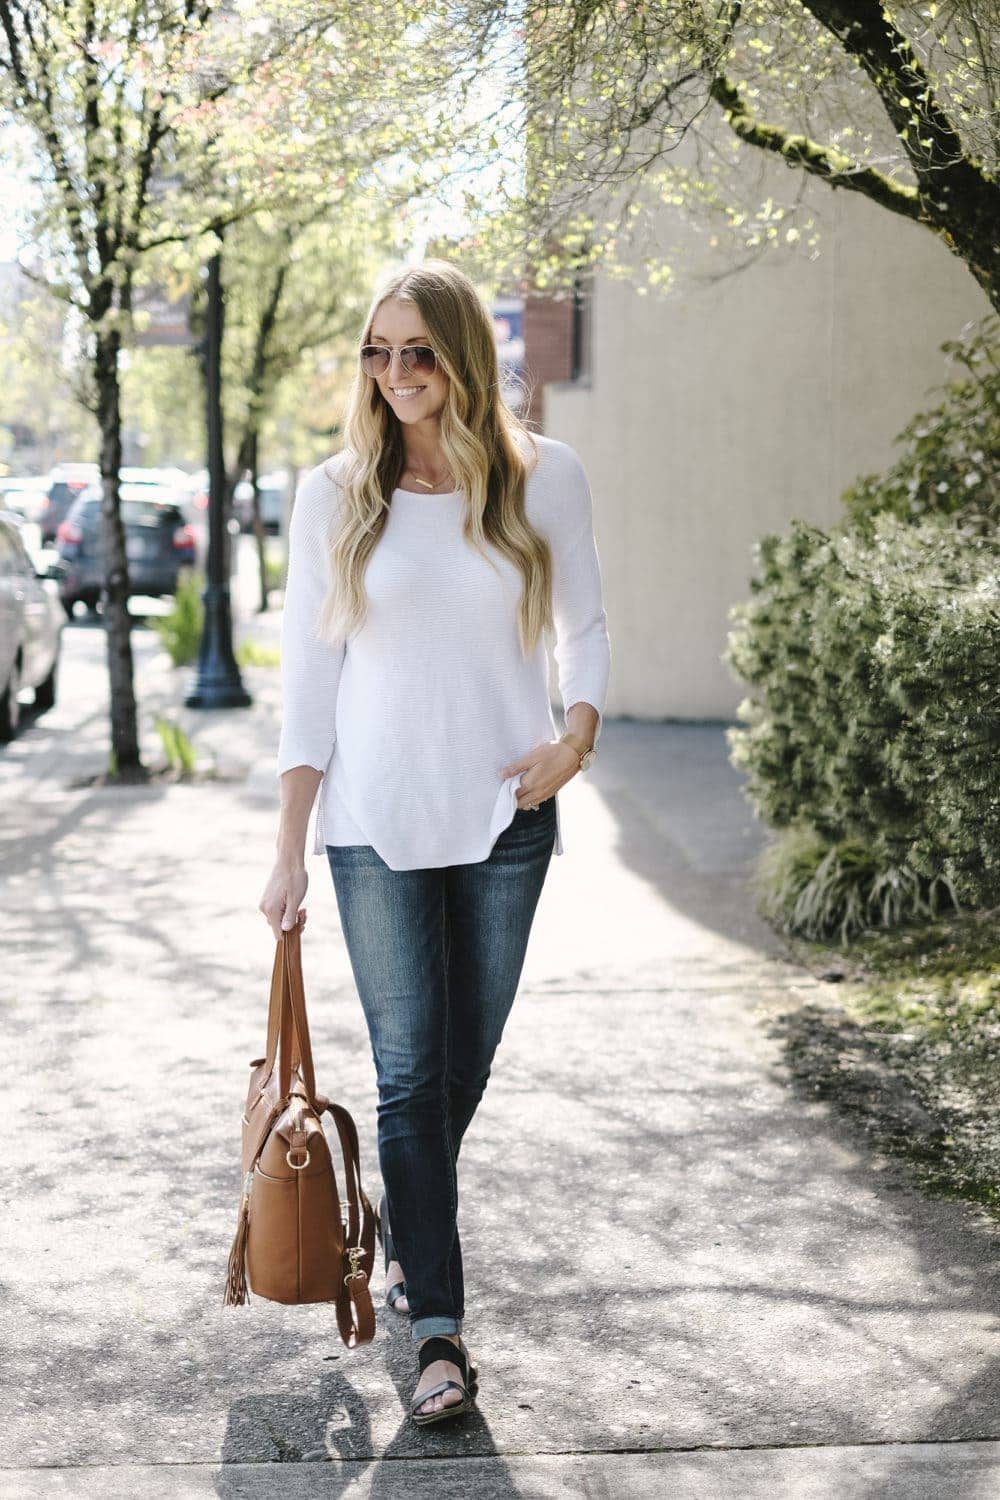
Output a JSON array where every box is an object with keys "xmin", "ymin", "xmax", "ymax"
[
  {"xmin": 235, "ymin": 638, "xmax": 280, "ymax": 668},
  {"xmin": 264, "ymin": 554, "xmax": 287, "ymax": 594},
  {"xmin": 770, "ymin": 906, "xmax": 1000, "ymax": 1219},
  {"xmin": 154, "ymin": 715, "xmax": 198, "ymax": 775}
]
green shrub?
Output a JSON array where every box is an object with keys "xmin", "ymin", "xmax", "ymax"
[
  {"xmin": 727, "ymin": 318, "xmax": 1000, "ymax": 942},
  {"xmin": 726, "ymin": 514, "xmax": 1000, "ymax": 939},
  {"xmin": 753, "ymin": 822, "xmax": 959, "ymax": 946},
  {"xmin": 154, "ymin": 569, "xmax": 203, "ymax": 666}
]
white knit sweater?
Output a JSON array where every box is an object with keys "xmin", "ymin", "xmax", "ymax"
[{"xmin": 275, "ymin": 435, "xmax": 611, "ymax": 869}]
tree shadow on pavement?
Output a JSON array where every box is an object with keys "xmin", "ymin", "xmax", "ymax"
[{"xmin": 214, "ymin": 1349, "xmax": 521, "ymax": 1497}]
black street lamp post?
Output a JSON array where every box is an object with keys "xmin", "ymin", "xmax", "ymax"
[{"xmin": 185, "ymin": 236, "xmax": 251, "ymax": 708}]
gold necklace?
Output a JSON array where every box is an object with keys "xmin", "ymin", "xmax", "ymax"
[{"xmin": 404, "ymin": 460, "xmax": 454, "ymax": 491}]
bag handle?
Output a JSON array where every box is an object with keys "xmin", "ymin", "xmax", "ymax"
[
  {"xmin": 278, "ymin": 922, "xmax": 318, "ymax": 1107},
  {"xmin": 259, "ymin": 922, "xmax": 318, "ymax": 1109},
  {"xmin": 262, "ymin": 932, "xmax": 303, "ymax": 1080},
  {"xmin": 262, "ymin": 935, "xmax": 285, "ymax": 1071}
]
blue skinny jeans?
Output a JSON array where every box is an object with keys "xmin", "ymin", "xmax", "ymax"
[{"xmin": 326, "ymin": 794, "xmax": 557, "ymax": 1343}]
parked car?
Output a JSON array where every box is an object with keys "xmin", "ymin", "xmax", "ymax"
[
  {"xmin": 38, "ymin": 462, "xmax": 100, "ymax": 542},
  {"xmin": 233, "ymin": 470, "xmax": 290, "ymax": 534},
  {"xmin": 54, "ymin": 484, "xmax": 198, "ymax": 617},
  {"xmin": 0, "ymin": 510, "xmax": 64, "ymax": 740},
  {"xmin": 39, "ymin": 463, "xmax": 196, "ymax": 541},
  {"xmin": 119, "ymin": 465, "xmax": 191, "ymax": 503},
  {"xmin": 0, "ymin": 500, "xmax": 63, "ymax": 581},
  {"xmin": 1, "ymin": 475, "xmax": 51, "ymax": 525},
  {"xmin": 0, "ymin": 506, "xmax": 43, "ymax": 562}
]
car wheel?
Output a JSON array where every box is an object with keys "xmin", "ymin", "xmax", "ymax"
[
  {"xmin": 0, "ymin": 656, "xmax": 22, "ymax": 742},
  {"xmin": 34, "ymin": 655, "xmax": 58, "ymax": 713}
]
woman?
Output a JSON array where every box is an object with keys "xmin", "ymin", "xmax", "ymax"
[{"xmin": 259, "ymin": 259, "xmax": 611, "ymax": 1426}]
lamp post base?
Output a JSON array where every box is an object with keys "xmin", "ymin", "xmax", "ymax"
[{"xmin": 184, "ymin": 581, "xmax": 252, "ymax": 708}]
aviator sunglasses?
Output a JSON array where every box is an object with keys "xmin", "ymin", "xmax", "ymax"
[{"xmin": 359, "ymin": 342, "xmax": 439, "ymax": 378}]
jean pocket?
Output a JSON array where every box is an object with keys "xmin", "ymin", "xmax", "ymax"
[
  {"xmin": 513, "ymin": 794, "xmax": 556, "ymax": 818},
  {"xmin": 325, "ymin": 842, "xmax": 387, "ymax": 871},
  {"xmin": 494, "ymin": 794, "xmax": 557, "ymax": 854}
]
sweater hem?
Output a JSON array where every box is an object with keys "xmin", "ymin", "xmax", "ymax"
[{"xmin": 316, "ymin": 768, "xmax": 564, "ymax": 869}]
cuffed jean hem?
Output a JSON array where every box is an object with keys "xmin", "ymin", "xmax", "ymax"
[{"xmin": 411, "ymin": 1315, "xmax": 463, "ymax": 1344}]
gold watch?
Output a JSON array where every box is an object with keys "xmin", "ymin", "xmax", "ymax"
[{"xmin": 560, "ymin": 730, "xmax": 597, "ymax": 771}]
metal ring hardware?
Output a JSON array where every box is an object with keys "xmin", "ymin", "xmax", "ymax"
[{"xmin": 343, "ymin": 1246, "xmax": 366, "ymax": 1286}]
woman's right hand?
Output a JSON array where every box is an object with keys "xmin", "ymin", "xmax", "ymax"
[{"xmin": 259, "ymin": 860, "xmax": 309, "ymax": 941}]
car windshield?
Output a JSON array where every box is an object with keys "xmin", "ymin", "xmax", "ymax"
[
  {"xmin": 50, "ymin": 480, "xmax": 92, "ymax": 499},
  {"xmin": 71, "ymin": 496, "xmax": 182, "ymax": 526},
  {"xmin": 122, "ymin": 500, "xmax": 182, "ymax": 528}
]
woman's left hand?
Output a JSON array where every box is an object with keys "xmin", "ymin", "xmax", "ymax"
[{"xmin": 499, "ymin": 739, "xmax": 583, "ymax": 810}]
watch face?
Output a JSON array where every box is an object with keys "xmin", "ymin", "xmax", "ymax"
[{"xmin": 580, "ymin": 749, "xmax": 596, "ymax": 770}]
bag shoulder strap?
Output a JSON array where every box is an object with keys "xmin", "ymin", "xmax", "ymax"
[
  {"xmin": 337, "ymin": 1242, "xmax": 376, "ymax": 1347},
  {"xmin": 316, "ymin": 1093, "xmax": 377, "ymax": 1347}
]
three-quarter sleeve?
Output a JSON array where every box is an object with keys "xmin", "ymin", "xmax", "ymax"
[
  {"xmin": 547, "ymin": 442, "xmax": 612, "ymax": 743},
  {"xmin": 275, "ymin": 461, "xmax": 346, "ymax": 778}
]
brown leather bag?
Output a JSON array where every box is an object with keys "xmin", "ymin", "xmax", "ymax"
[{"xmin": 223, "ymin": 919, "xmax": 377, "ymax": 1348}]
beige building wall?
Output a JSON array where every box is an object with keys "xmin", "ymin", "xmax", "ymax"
[{"xmin": 542, "ymin": 193, "xmax": 991, "ymax": 721}]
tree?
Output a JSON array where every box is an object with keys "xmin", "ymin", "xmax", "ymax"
[
  {"xmin": 0, "ymin": 0, "xmax": 277, "ymax": 776},
  {"xmin": 215, "ymin": 200, "xmax": 397, "ymax": 610},
  {"xmin": 0, "ymin": 0, "xmax": 492, "ymax": 774},
  {"xmin": 455, "ymin": 0, "xmax": 1000, "ymax": 310}
]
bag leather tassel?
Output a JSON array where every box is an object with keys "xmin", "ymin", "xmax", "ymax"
[{"xmin": 223, "ymin": 1172, "xmax": 254, "ymax": 1308}]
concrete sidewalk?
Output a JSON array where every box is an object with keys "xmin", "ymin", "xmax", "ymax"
[{"xmin": 2, "ymin": 591, "xmax": 999, "ymax": 1498}]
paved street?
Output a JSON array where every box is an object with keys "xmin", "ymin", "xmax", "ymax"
[{"xmin": 2, "ymin": 540, "xmax": 1000, "ymax": 1498}]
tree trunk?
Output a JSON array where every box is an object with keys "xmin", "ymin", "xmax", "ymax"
[
  {"xmin": 231, "ymin": 425, "xmax": 270, "ymax": 613},
  {"xmin": 247, "ymin": 431, "xmax": 271, "ymax": 615},
  {"xmin": 229, "ymin": 256, "xmax": 290, "ymax": 616},
  {"xmin": 95, "ymin": 322, "xmax": 146, "ymax": 781},
  {"xmin": 802, "ymin": 0, "xmax": 1000, "ymax": 313},
  {"xmin": 929, "ymin": 164, "xmax": 1000, "ymax": 315}
]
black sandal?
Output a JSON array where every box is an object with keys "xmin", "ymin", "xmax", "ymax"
[
  {"xmin": 410, "ymin": 1335, "xmax": 479, "ymax": 1426},
  {"xmin": 376, "ymin": 1192, "xmax": 408, "ymax": 1313}
]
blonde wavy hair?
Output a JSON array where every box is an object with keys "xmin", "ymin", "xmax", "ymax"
[{"xmin": 317, "ymin": 259, "xmax": 554, "ymax": 658}]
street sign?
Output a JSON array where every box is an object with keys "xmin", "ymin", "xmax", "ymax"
[{"xmin": 132, "ymin": 281, "xmax": 196, "ymax": 347}]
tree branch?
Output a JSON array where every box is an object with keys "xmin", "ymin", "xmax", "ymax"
[
  {"xmin": 13, "ymin": 253, "xmax": 88, "ymax": 312},
  {"xmin": 0, "ymin": 0, "xmax": 93, "ymax": 285},
  {"xmin": 801, "ymin": 0, "xmax": 979, "ymax": 187},
  {"xmin": 135, "ymin": 205, "xmax": 250, "ymax": 252},
  {"xmin": 81, "ymin": 0, "xmax": 111, "ymax": 273},
  {"xmin": 708, "ymin": 69, "xmax": 924, "ymax": 224}
]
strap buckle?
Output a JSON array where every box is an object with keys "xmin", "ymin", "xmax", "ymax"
[{"xmin": 344, "ymin": 1245, "xmax": 366, "ymax": 1286}]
